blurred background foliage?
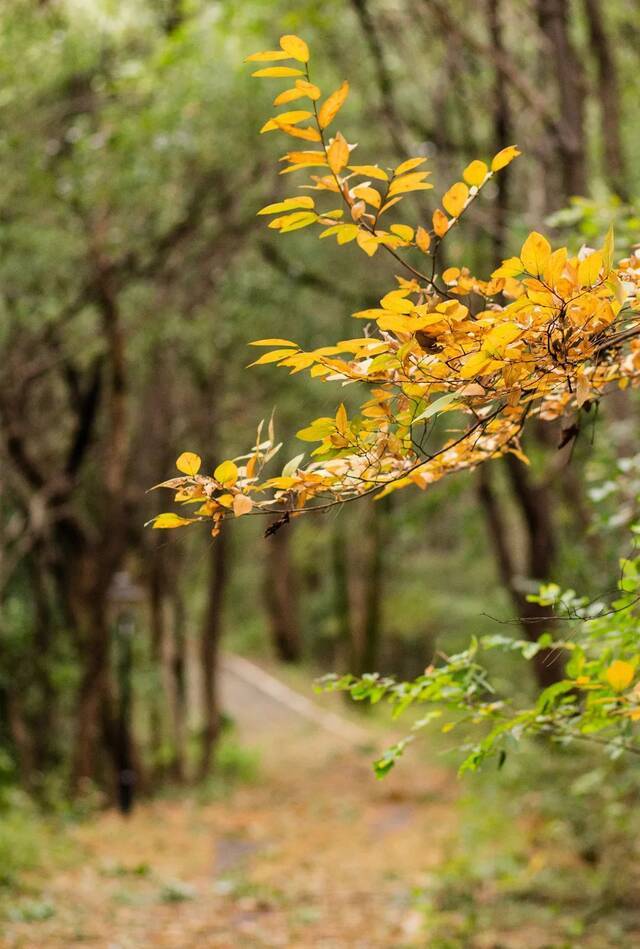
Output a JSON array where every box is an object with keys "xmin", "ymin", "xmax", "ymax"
[{"xmin": 2, "ymin": 0, "xmax": 640, "ymax": 942}]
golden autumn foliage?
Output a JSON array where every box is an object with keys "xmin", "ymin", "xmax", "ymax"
[{"xmin": 151, "ymin": 35, "xmax": 640, "ymax": 537}]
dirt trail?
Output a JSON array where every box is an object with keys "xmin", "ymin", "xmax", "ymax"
[{"xmin": 2, "ymin": 659, "xmax": 455, "ymax": 948}]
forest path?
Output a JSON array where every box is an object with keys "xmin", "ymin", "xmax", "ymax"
[{"xmin": 2, "ymin": 657, "xmax": 455, "ymax": 948}]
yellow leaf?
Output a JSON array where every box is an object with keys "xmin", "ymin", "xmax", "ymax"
[
  {"xmin": 260, "ymin": 110, "xmax": 313, "ymax": 133},
  {"xmin": 152, "ymin": 513, "xmax": 198, "ymax": 529},
  {"xmin": 252, "ymin": 67, "xmax": 305, "ymax": 78},
  {"xmin": 245, "ymin": 50, "xmax": 292, "ymax": 62},
  {"xmin": 233, "ymin": 494, "xmax": 254, "ymax": 517},
  {"xmin": 491, "ymin": 145, "xmax": 521, "ymax": 171},
  {"xmin": 277, "ymin": 124, "xmax": 321, "ymax": 142},
  {"xmin": 605, "ymin": 660, "xmax": 634, "ymax": 692},
  {"xmin": 272, "ymin": 211, "xmax": 317, "ymax": 232},
  {"xmin": 390, "ymin": 224, "xmax": 414, "ymax": 242},
  {"xmin": 356, "ymin": 230, "xmax": 379, "ymax": 256},
  {"xmin": 280, "ymin": 150, "xmax": 327, "ymax": 166},
  {"xmin": 263, "ymin": 476, "xmax": 298, "ymax": 490},
  {"xmin": 463, "ymin": 159, "xmax": 488, "ymax": 187},
  {"xmin": 416, "ymin": 226, "xmax": 431, "ymax": 253},
  {"xmin": 443, "ymin": 267, "xmax": 460, "ymax": 284},
  {"xmin": 484, "ymin": 322, "xmax": 521, "ymax": 351},
  {"xmin": 249, "ymin": 338, "xmax": 298, "ymax": 347},
  {"xmin": 388, "ymin": 172, "xmax": 432, "ymax": 197},
  {"xmin": 460, "ymin": 351, "xmax": 491, "ymax": 378},
  {"xmin": 442, "ymin": 181, "xmax": 469, "ymax": 218},
  {"xmin": 335, "ymin": 403, "xmax": 348, "ymax": 433},
  {"xmin": 214, "ymin": 460, "xmax": 239, "ymax": 487},
  {"xmin": 260, "ymin": 109, "xmax": 313, "ymax": 135},
  {"xmin": 432, "ymin": 208, "xmax": 449, "ymax": 237},
  {"xmin": 318, "ymin": 80, "xmax": 349, "ymax": 129},
  {"xmin": 492, "ymin": 256, "xmax": 523, "ymax": 279},
  {"xmin": 577, "ymin": 250, "xmax": 603, "ymax": 287},
  {"xmin": 327, "ymin": 132, "xmax": 349, "ymax": 174},
  {"xmin": 279, "ymin": 34, "xmax": 310, "ymax": 63},
  {"xmin": 319, "ymin": 223, "xmax": 358, "ymax": 242},
  {"xmin": 248, "ymin": 348, "xmax": 300, "ymax": 366},
  {"xmin": 348, "ymin": 164, "xmax": 389, "ymax": 181},
  {"xmin": 273, "ymin": 88, "xmax": 308, "ymax": 106},
  {"xmin": 394, "ymin": 157, "xmax": 427, "ymax": 176},
  {"xmin": 520, "ymin": 231, "xmax": 551, "ymax": 276},
  {"xmin": 353, "ymin": 185, "xmax": 381, "ymax": 208},
  {"xmin": 258, "ymin": 196, "xmax": 315, "ymax": 215},
  {"xmin": 295, "ymin": 79, "xmax": 321, "ymax": 100},
  {"xmin": 380, "ymin": 290, "xmax": 413, "ymax": 312},
  {"xmin": 175, "ymin": 451, "xmax": 201, "ymax": 476}
]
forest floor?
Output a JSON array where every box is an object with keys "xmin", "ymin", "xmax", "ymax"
[{"xmin": 1, "ymin": 658, "xmax": 456, "ymax": 948}]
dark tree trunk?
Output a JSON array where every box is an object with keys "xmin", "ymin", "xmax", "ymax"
[
  {"xmin": 583, "ymin": 0, "xmax": 627, "ymax": 198},
  {"xmin": 148, "ymin": 537, "xmax": 167, "ymax": 770},
  {"xmin": 264, "ymin": 526, "xmax": 302, "ymax": 663},
  {"xmin": 199, "ymin": 527, "xmax": 229, "ymax": 780},
  {"xmin": 478, "ymin": 463, "xmax": 565, "ymax": 688},
  {"xmin": 487, "ymin": 0, "xmax": 511, "ymax": 263},
  {"xmin": 331, "ymin": 519, "xmax": 354, "ymax": 668},
  {"xmin": 170, "ymin": 587, "xmax": 187, "ymax": 781},
  {"xmin": 351, "ymin": 500, "xmax": 388, "ymax": 676},
  {"xmin": 71, "ymin": 597, "xmax": 112, "ymax": 790},
  {"xmin": 537, "ymin": 0, "xmax": 587, "ymax": 198}
]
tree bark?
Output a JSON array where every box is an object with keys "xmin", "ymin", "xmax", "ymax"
[
  {"xmin": 199, "ymin": 527, "xmax": 229, "ymax": 780},
  {"xmin": 148, "ymin": 536, "xmax": 168, "ymax": 770},
  {"xmin": 264, "ymin": 526, "xmax": 302, "ymax": 663},
  {"xmin": 170, "ymin": 586, "xmax": 187, "ymax": 781},
  {"xmin": 583, "ymin": 0, "xmax": 627, "ymax": 198},
  {"xmin": 351, "ymin": 500, "xmax": 388, "ymax": 675},
  {"xmin": 487, "ymin": 0, "xmax": 511, "ymax": 263},
  {"xmin": 536, "ymin": 0, "xmax": 587, "ymax": 198},
  {"xmin": 478, "ymin": 463, "xmax": 565, "ymax": 688}
]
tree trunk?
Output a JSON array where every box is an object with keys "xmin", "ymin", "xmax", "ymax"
[
  {"xmin": 71, "ymin": 598, "xmax": 112, "ymax": 790},
  {"xmin": 478, "ymin": 463, "xmax": 565, "ymax": 688},
  {"xmin": 170, "ymin": 586, "xmax": 187, "ymax": 781},
  {"xmin": 199, "ymin": 527, "xmax": 229, "ymax": 780},
  {"xmin": 148, "ymin": 537, "xmax": 167, "ymax": 771},
  {"xmin": 583, "ymin": 0, "xmax": 627, "ymax": 198},
  {"xmin": 351, "ymin": 500, "xmax": 388, "ymax": 675},
  {"xmin": 331, "ymin": 519, "xmax": 354, "ymax": 668},
  {"xmin": 487, "ymin": 0, "xmax": 511, "ymax": 263},
  {"xmin": 264, "ymin": 525, "xmax": 302, "ymax": 663},
  {"xmin": 536, "ymin": 0, "xmax": 587, "ymax": 198}
]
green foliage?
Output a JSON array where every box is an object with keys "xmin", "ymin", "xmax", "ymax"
[{"xmin": 319, "ymin": 526, "xmax": 640, "ymax": 777}]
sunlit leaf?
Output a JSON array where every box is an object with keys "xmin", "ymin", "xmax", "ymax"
[
  {"xmin": 491, "ymin": 145, "xmax": 521, "ymax": 171},
  {"xmin": 442, "ymin": 182, "xmax": 469, "ymax": 218},
  {"xmin": 176, "ymin": 452, "xmax": 201, "ymax": 476},
  {"xmin": 245, "ymin": 50, "xmax": 292, "ymax": 62},
  {"xmin": 152, "ymin": 513, "xmax": 199, "ymax": 529},
  {"xmin": 318, "ymin": 80, "xmax": 349, "ymax": 129},
  {"xmin": 394, "ymin": 157, "xmax": 427, "ymax": 176},
  {"xmin": 463, "ymin": 159, "xmax": 488, "ymax": 187},
  {"xmin": 327, "ymin": 132, "xmax": 349, "ymax": 174},
  {"xmin": 520, "ymin": 231, "xmax": 551, "ymax": 276},
  {"xmin": 258, "ymin": 196, "xmax": 315, "ymax": 215},
  {"xmin": 214, "ymin": 460, "xmax": 239, "ymax": 487},
  {"xmin": 279, "ymin": 34, "xmax": 310, "ymax": 63},
  {"xmin": 252, "ymin": 67, "xmax": 305, "ymax": 78}
]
